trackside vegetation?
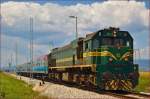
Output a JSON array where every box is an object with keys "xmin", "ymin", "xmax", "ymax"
[
  {"xmin": 134, "ymin": 72, "xmax": 150, "ymax": 92},
  {"xmin": 0, "ymin": 72, "xmax": 49, "ymax": 99},
  {"xmin": 0, "ymin": 71, "xmax": 149, "ymax": 99}
]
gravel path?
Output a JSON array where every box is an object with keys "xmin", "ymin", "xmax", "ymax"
[{"xmin": 8, "ymin": 73, "xmax": 119, "ymax": 99}]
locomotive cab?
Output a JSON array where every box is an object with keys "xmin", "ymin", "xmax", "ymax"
[
  {"xmin": 83, "ymin": 27, "xmax": 139, "ymax": 90},
  {"xmin": 100, "ymin": 36, "xmax": 133, "ymax": 65}
]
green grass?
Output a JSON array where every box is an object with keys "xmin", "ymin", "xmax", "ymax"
[
  {"xmin": 0, "ymin": 72, "xmax": 49, "ymax": 99},
  {"xmin": 1, "ymin": 71, "xmax": 149, "ymax": 99},
  {"xmin": 134, "ymin": 72, "xmax": 150, "ymax": 92}
]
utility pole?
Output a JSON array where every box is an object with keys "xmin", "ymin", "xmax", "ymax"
[
  {"xmin": 69, "ymin": 16, "xmax": 78, "ymax": 46},
  {"xmin": 137, "ymin": 49, "xmax": 141, "ymax": 60},
  {"xmin": 15, "ymin": 41, "xmax": 18, "ymax": 73},
  {"xmin": 0, "ymin": 13, "xmax": 1, "ymax": 72},
  {"xmin": 148, "ymin": 4, "xmax": 150, "ymax": 70},
  {"xmin": 49, "ymin": 41, "xmax": 53, "ymax": 53},
  {"xmin": 11, "ymin": 54, "xmax": 13, "ymax": 71},
  {"xmin": 69, "ymin": 16, "xmax": 78, "ymax": 65},
  {"xmin": 9, "ymin": 54, "xmax": 13, "ymax": 72},
  {"xmin": 30, "ymin": 17, "xmax": 33, "ymax": 79},
  {"xmin": 0, "ymin": 13, "xmax": 2, "ymax": 93}
]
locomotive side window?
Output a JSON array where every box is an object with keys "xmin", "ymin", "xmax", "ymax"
[
  {"xmin": 99, "ymin": 32, "xmax": 101, "ymax": 36},
  {"xmin": 93, "ymin": 39, "xmax": 99, "ymax": 49},
  {"xmin": 126, "ymin": 41, "xmax": 130, "ymax": 47},
  {"xmin": 85, "ymin": 42, "xmax": 88, "ymax": 50}
]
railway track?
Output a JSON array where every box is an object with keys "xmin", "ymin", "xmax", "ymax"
[
  {"xmin": 20, "ymin": 75, "xmax": 150, "ymax": 99},
  {"xmin": 45, "ymin": 78, "xmax": 150, "ymax": 99},
  {"xmin": 105, "ymin": 91, "xmax": 150, "ymax": 99}
]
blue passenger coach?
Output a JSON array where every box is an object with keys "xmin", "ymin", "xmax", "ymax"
[{"xmin": 17, "ymin": 55, "xmax": 48, "ymax": 78}]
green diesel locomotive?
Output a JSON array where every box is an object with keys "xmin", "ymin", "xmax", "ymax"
[{"xmin": 48, "ymin": 27, "xmax": 139, "ymax": 90}]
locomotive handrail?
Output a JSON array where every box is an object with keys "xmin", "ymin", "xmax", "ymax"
[{"xmin": 49, "ymin": 64, "xmax": 96, "ymax": 69}]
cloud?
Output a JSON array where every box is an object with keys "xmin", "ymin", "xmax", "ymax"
[
  {"xmin": 1, "ymin": 1, "xmax": 148, "ymax": 37},
  {"xmin": 1, "ymin": 1, "xmax": 149, "ymax": 66}
]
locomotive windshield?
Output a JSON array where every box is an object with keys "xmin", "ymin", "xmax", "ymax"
[{"xmin": 102, "ymin": 38, "xmax": 130, "ymax": 47}]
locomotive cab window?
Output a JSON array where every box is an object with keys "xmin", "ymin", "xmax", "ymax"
[
  {"xmin": 114, "ymin": 38, "xmax": 124, "ymax": 46},
  {"xmin": 101, "ymin": 38, "xmax": 130, "ymax": 47},
  {"xmin": 102, "ymin": 38, "xmax": 112, "ymax": 46}
]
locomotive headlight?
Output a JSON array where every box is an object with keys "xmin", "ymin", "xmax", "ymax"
[
  {"xmin": 103, "ymin": 72, "xmax": 112, "ymax": 80},
  {"xmin": 109, "ymin": 57, "xmax": 113, "ymax": 62},
  {"xmin": 124, "ymin": 57, "xmax": 128, "ymax": 61}
]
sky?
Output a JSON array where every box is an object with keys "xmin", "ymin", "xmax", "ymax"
[{"xmin": 1, "ymin": 0, "xmax": 150, "ymax": 67}]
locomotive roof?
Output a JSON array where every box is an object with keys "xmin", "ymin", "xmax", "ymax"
[
  {"xmin": 52, "ymin": 37, "xmax": 84, "ymax": 53},
  {"xmin": 84, "ymin": 27, "xmax": 133, "ymax": 41},
  {"xmin": 51, "ymin": 27, "xmax": 133, "ymax": 53},
  {"xmin": 59, "ymin": 44, "xmax": 72, "ymax": 51},
  {"xmin": 84, "ymin": 32, "xmax": 96, "ymax": 41},
  {"xmin": 52, "ymin": 44, "xmax": 71, "ymax": 53}
]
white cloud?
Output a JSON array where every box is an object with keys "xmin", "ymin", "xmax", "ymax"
[
  {"xmin": 1, "ymin": 1, "xmax": 148, "ymax": 36},
  {"xmin": 1, "ymin": 1, "xmax": 149, "ymax": 66}
]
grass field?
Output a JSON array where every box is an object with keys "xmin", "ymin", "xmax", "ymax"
[
  {"xmin": 0, "ymin": 72, "xmax": 49, "ymax": 99},
  {"xmin": 134, "ymin": 72, "xmax": 150, "ymax": 92},
  {"xmin": 0, "ymin": 71, "xmax": 149, "ymax": 99}
]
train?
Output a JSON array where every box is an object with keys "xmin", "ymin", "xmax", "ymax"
[
  {"xmin": 17, "ymin": 54, "xmax": 48, "ymax": 78},
  {"xmin": 16, "ymin": 27, "xmax": 139, "ymax": 90}
]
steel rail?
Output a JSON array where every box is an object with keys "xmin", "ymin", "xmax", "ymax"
[
  {"xmin": 14, "ymin": 73, "xmax": 150, "ymax": 99},
  {"xmin": 105, "ymin": 91, "xmax": 150, "ymax": 99}
]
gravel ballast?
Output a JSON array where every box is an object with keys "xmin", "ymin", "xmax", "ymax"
[{"xmin": 9, "ymin": 73, "xmax": 119, "ymax": 99}]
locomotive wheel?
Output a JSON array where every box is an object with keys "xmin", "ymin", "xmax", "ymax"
[
  {"xmin": 84, "ymin": 76, "xmax": 91, "ymax": 87},
  {"xmin": 58, "ymin": 73, "xmax": 62, "ymax": 81},
  {"xmin": 68, "ymin": 73, "xmax": 74, "ymax": 82},
  {"xmin": 76, "ymin": 75, "xmax": 81, "ymax": 84},
  {"xmin": 98, "ymin": 81, "xmax": 105, "ymax": 90}
]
